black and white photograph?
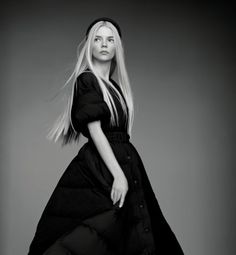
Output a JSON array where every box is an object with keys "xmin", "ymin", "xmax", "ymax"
[{"xmin": 1, "ymin": 1, "xmax": 235, "ymax": 255}]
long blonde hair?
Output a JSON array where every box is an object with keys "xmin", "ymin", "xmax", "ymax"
[{"xmin": 46, "ymin": 21, "xmax": 134, "ymax": 146}]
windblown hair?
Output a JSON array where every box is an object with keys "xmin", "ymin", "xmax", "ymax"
[{"xmin": 46, "ymin": 21, "xmax": 134, "ymax": 146}]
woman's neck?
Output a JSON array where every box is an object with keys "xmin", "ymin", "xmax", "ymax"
[{"xmin": 92, "ymin": 59, "xmax": 111, "ymax": 81}]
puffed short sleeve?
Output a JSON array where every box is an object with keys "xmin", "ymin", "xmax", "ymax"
[{"xmin": 71, "ymin": 72, "xmax": 111, "ymax": 137}]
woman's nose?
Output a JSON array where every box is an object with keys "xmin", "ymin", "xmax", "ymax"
[{"xmin": 102, "ymin": 39, "xmax": 107, "ymax": 47}]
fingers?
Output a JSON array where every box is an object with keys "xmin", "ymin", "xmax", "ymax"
[
  {"xmin": 110, "ymin": 188, "xmax": 126, "ymax": 207},
  {"xmin": 110, "ymin": 188, "xmax": 114, "ymax": 202},
  {"xmin": 111, "ymin": 188, "xmax": 120, "ymax": 205},
  {"xmin": 119, "ymin": 193, "xmax": 124, "ymax": 208},
  {"xmin": 111, "ymin": 188, "xmax": 117, "ymax": 204}
]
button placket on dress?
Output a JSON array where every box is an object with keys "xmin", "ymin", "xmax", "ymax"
[
  {"xmin": 139, "ymin": 189, "xmax": 156, "ymax": 251},
  {"xmin": 126, "ymin": 154, "xmax": 156, "ymax": 253}
]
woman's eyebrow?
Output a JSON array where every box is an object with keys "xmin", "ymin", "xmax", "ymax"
[{"xmin": 95, "ymin": 35, "xmax": 114, "ymax": 38}]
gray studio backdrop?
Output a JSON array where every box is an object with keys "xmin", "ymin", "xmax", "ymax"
[{"xmin": 1, "ymin": 1, "xmax": 235, "ymax": 255}]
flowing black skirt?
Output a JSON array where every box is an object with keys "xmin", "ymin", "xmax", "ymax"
[{"xmin": 28, "ymin": 131, "xmax": 184, "ymax": 255}]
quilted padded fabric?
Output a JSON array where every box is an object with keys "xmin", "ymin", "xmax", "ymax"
[{"xmin": 71, "ymin": 72, "xmax": 112, "ymax": 138}]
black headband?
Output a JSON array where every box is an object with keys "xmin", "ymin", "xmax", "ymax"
[{"xmin": 85, "ymin": 17, "xmax": 122, "ymax": 39}]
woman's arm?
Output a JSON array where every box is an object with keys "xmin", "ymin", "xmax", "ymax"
[
  {"xmin": 88, "ymin": 121, "xmax": 123, "ymax": 178},
  {"xmin": 87, "ymin": 120, "xmax": 128, "ymax": 208}
]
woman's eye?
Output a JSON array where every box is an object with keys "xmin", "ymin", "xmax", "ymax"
[{"xmin": 94, "ymin": 38, "xmax": 114, "ymax": 43}]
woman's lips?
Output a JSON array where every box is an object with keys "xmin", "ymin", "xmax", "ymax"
[{"xmin": 100, "ymin": 51, "xmax": 109, "ymax": 54}]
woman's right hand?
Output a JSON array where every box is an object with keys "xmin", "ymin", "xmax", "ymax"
[{"xmin": 111, "ymin": 172, "xmax": 129, "ymax": 208}]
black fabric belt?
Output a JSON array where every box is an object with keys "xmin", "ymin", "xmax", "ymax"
[
  {"xmin": 88, "ymin": 131, "xmax": 130, "ymax": 143},
  {"xmin": 105, "ymin": 131, "xmax": 130, "ymax": 143}
]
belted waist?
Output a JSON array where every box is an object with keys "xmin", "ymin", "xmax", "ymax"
[
  {"xmin": 88, "ymin": 131, "xmax": 130, "ymax": 143},
  {"xmin": 105, "ymin": 131, "xmax": 130, "ymax": 143}
]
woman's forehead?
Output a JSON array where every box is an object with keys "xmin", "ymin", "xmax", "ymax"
[{"xmin": 95, "ymin": 26, "xmax": 114, "ymax": 36}]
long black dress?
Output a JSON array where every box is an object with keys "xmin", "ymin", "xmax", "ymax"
[{"xmin": 27, "ymin": 71, "xmax": 184, "ymax": 255}]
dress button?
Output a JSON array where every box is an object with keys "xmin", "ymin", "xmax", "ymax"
[
  {"xmin": 127, "ymin": 155, "xmax": 131, "ymax": 160},
  {"xmin": 142, "ymin": 248, "xmax": 150, "ymax": 255},
  {"xmin": 134, "ymin": 179, "xmax": 138, "ymax": 184},
  {"xmin": 144, "ymin": 227, "xmax": 150, "ymax": 232},
  {"xmin": 139, "ymin": 204, "xmax": 144, "ymax": 208}
]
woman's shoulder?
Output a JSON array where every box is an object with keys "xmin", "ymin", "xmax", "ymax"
[
  {"xmin": 77, "ymin": 70, "xmax": 97, "ymax": 84},
  {"xmin": 76, "ymin": 71, "xmax": 99, "ymax": 93}
]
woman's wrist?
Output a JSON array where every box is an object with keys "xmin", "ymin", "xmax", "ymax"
[{"xmin": 112, "ymin": 168, "xmax": 125, "ymax": 179}]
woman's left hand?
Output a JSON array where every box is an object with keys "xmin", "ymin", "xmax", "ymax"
[{"xmin": 111, "ymin": 171, "xmax": 129, "ymax": 208}]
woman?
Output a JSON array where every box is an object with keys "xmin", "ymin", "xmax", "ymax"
[{"xmin": 27, "ymin": 17, "xmax": 184, "ymax": 255}]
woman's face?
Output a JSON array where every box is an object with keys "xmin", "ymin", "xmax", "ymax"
[{"xmin": 91, "ymin": 26, "xmax": 116, "ymax": 63}]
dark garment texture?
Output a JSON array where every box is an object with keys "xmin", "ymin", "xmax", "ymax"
[{"xmin": 27, "ymin": 71, "xmax": 184, "ymax": 255}]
